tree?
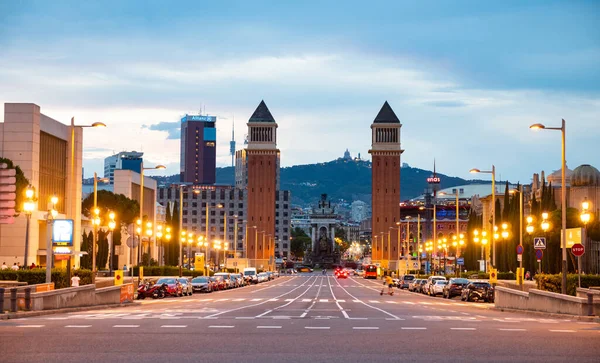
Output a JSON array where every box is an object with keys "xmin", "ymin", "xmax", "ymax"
[
  {"xmin": 291, "ymin": 227, "xmax": 311, "ymax": 259},
  {"xmin": 168, "ymin": 201, "xmax": 180, "ymax": 266}
]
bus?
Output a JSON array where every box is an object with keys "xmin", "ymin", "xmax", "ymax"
[{"xmin": 364, "ymin": 264, "xmax": 378, "ymax": 279}]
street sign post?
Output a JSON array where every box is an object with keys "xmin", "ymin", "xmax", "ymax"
[
  {"xmin": 489, "ymin": 268, "xmax": 498, "ymax": 284},
  {"xmin": 571, "ymin": 243, "xmax": 585, "ymax": 289},
  {"xmin": 535, "ymin": 249, "xmax": 543, "ymax": 274},
  {"xmin": 516, "ymin": 245, "xmax": 524, "ymax": 255},
  {"xmin": 457, "ymin": 257, "xmax": 464, "ymax": 265},
  {"xmin": 533, "ymin": 237, "xmax": 546, "ymax": 249}
]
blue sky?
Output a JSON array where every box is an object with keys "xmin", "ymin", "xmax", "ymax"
[{"xmin": 0, "ymin": 0, "xmax": 598, "ymax": 182}]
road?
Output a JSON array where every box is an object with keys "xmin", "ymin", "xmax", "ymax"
[{"xmin": 1, "ymin": 273, "xmax": 599, "ymax": 362}]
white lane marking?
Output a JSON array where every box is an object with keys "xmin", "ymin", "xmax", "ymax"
[
  {"xmin": 285, "ymin": 299, "xmax": 294, "ymax": 302},
  {"xmin": 209, "ymin": 325, "xmax": 235, "ymax": 328},
  {"xmin": 302, "ymin": 299, "xmax": 312, "ymax": 302},
  {"xmin": 305, "ymin": 326, "xmax": 330, "ymax": 330},
  {"xmin": 386, "ymin": 318, "xmax": 402, "ymax": 321},
  {"xmin": 368, "ymin": 300, "xmax": 381, "ymax": 304},
  {"xmin": 336, "ymin": 299, "xmax": 345, "ymax": 303},
  {"xmin": 113, "ymin": 325, "xmax": 139, "ymax": 328},
  {"xmin": 326, "ymin": 276, "xmax": 350, "ymax": 319},
  {"xmin": 64, "ymin": 325, "xmax": 91, "ymax": 328},
  {"xmin": 401, "ymin": 327, "xmax": 427, "ymax": 330},
  {"xmin": 272, "ymin": 316, "xmax": 291, "ymax": 320},
  {"xmin": 159, "ymin": 317, "xmax": 181, "ymax": 320},
  {"xmin": 257, "ymin": 326, "xmax": 282, "ymax": 329},
  {"xmin": 251, "ymin": 276, "xmax": 300, "ymax": 294},
  {"xmin": 250, "ymin": 298, "xmax": 262, "ymax": 302},
  {"xmin": 319, "ymin": 299, "xmax": 329, "ymax": 302},
  {"xmin": 333, "ymin": 277, "xmax": 403, "ymax": 320},
  {"xmin": 235, "ymin": 317, "xmax": 255, "ymax": 320},
  {"xmin": 353, "ymin": 327, "xmax": 379, "ymax": 330},
  {"xmin": 15, "ymin": 325, "xmax": 45, "ymax": 328},
  {"xmin": 386, "ymin": 301, "xmax": 397, "ymax": 304},
  {"xmin": 499, "ymin": 328, "xmax": 526, "ymax": 331},
  {"xmin": 348, "ymin": 317, "xmax": 368, "ymax": 320},
  {"xmin": 550, "ymin": 330, "xmax": 576, "ymax": 333},
  {"xmin": 161, "ymin": 325, "xmax": 187, "ymax": 328},
  {"xmin": 232, "ymin": 298, "xmax": 246, "ymax": 301},
  {"xmin": 451, "ymin": 328, "xmax": 476, "ymax": 331}
]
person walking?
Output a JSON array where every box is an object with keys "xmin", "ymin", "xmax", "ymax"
[
  {"xmin": 11, "ymin": 262, "xmax": 19, "ymax": 271},
  {"xmin": 1, "ymin": 262, "xmax": 7, "ymax": 270},
  {"xmin": 71, "ymin": 272, "xmax": 80, "ymax": 287}
]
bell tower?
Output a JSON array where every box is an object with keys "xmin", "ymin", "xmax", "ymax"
[
  {"xmin": 245, "ymin": 100, "xmax": 279, "ymax": 269},
  {"xmin": 369, "ymin": 101, "xmax": 403, "ymax": 270}
]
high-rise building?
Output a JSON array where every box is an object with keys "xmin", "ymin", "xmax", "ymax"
[
  {"xmin": 104, "ymin": 151, "xmax": 143, "ymax": 184},
  {"xmin": 180, "ymin": 114, "xmax": 217, "ymax": 184},
  {"xmin": 369, "ymin": 101, "xmax": 403, "ymax": 269}
]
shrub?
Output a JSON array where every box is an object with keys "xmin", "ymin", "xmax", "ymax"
[
  {"xmin": 534, "ymin": 273, "xmax": 600, "ymax": 296},
  {"xmin": 0, "ymin": 268, "xmax": 93, "ymax": 289}
]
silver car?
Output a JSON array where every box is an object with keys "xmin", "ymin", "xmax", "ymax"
[{"xmin": 177, "ymin": 277, "xmax": 193, "ymax": 296}]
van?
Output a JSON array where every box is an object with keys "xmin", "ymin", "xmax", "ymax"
[{"xmin": 243, "ymin": 267, "xmax": 258, "ymax": 284}]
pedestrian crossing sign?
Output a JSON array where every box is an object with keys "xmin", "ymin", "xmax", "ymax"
[{"xmin": 533, "ymin": 237, "xmax": 546, "ymax": 249}]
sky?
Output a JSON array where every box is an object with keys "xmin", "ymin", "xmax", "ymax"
[{"xmin": 0, "ymin": 0, "xmax": 598, "ymax": 183}]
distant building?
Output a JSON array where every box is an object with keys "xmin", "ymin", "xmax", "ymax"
[
  {"xmin": 343, "ymin": 149, "xmax": 351, "ymax": 160},
  {"xmin": 180, "ymin": 114, "xmax": 217, "ymax": 184},
  {"xmin": 350, "ymin": 200, "xmax": 370, "ymax": 222},
  {"xmin": 104, "ymin": 151, "xmax": 143, "ymax": 184}
]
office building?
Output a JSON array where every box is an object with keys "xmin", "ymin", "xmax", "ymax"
[
  {"xmin": 104, "ymin": 151, "xmax": 143, "ymax": 184},
  {"xmin": 180, "ymin": 114, "xmax": 217, "ymax": 184}
]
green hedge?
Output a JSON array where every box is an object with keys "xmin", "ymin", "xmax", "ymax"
[
  {"xmin": 534, "ymin": 273, "xmax": 600, "ymax": 296},
  {"xmin": 130, "ymin": 266, "xmax": 213, "ymax": 277},
  {"xmin": 459, "ymin": 271, "xmax": 516, "ymax": 280},
  {"xmin": 0, "ymin": 268, "xmax": 93, "ymax": 289}
]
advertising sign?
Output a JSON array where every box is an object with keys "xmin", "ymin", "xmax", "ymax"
[
  {"xmin": 52, "ymin": 219, "xmax": 74, "ymax": 246},
  {"xmin": 194, "ymin": 253, "xmax": 205, "ymax": 271},
  {"xmin": 120, "ymin": 284, "xmax": 134, "ymax": 303},
  {"xmin": 561, "ymin": 228, "xmax": 584, "ymax": 249}
]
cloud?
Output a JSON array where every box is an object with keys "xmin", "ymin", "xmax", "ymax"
[
  {"xmin": 424, "ymin": 101, "xmax": 468, "ymax": 108},
  {"xmin": 143, "ymin": 121, "xmax": 180, "ymax": 140}
]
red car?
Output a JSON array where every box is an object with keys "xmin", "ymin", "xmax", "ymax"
[
  {"xmin": 337, "ymin": 270, "xmax": 349, "ymax": 279},
  {"xmin": 334, "ymin": 267, "xmax": 343, "ymax": 277},
  {"xmin": 155, "ymin": 278, "xmax": 183, "ymax": 297},
  {"xmin": 210, "ymin": 276, "xmax": 227, "ymax": 290}
]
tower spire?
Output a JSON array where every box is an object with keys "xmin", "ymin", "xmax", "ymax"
[{"xmin": 230, "ymin": 115, "xmax": 236, "ymax": 168}]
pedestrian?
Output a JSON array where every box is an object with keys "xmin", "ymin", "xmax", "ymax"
[
  {"xmin": 11, "ymin": 262, "xmax": 19, "ymax": 271},
  {"xmin": 30, "ymin": 262, "xmax": 36, "ymax": 269},
  {"xmin": 71, "ymin": 272, "xmax": 80, "ymax": 287},
  {"xmin": 17, "ymin": 262, "xmax": 21, "ymax": 270},
  {"xmin": 123, "ymin": 264, "xmax": 128, "ymax": 271},
  {"xmin": 525, "ymin": 271, "xmax": 531, "ymax": 281},
  {"xmin": 1, "ymin": 262, "xmax": 7, "ymax": 270}
]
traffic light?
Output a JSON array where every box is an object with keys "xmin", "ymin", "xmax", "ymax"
[{"xmin": 0, "ymin": 163, "xmax": 16, "ymax": 224}]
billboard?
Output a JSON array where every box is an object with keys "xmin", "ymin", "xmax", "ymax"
[{"xmin": 52, "ymin": 219, "xmax": 74, "ymax": 246}]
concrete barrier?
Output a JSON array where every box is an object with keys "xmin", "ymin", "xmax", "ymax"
[
  {"xmin": 95, "ymin": 284, "xmax": 133, "ymax": 305},
  {"xmin": 2, "ymin": 283, "xmax": 54, "ymax": 310},
  {"xmin": 576, "ymin": 288, "xmax": 600, "ymax": 316},
  {"xmin": 495, "ymin": 286, "xmax": 529, "ymax": 310},
  {"xmin": 495, "ymin": 287, "xmax": 600, "ymax": 317},
  {"xmin": 30, "ymin": 285, "xmax": 96, "ymax": 311}
]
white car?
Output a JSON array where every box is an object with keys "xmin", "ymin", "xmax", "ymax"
[
  {"xmin": 257, "ymin": 272, "xmax": 269, "ymax": 283},
  {"xmin": 423, "ymin": 276, "xmax": 446, "ymax": 295},
  {"xmin": 431, "ymin": 280, "xmax": 448, "ymax": 296}
]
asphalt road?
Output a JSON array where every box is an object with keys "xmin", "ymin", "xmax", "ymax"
[{"xmin": 1, "ymin": 273, "xmax": 599, "ymax": 362}]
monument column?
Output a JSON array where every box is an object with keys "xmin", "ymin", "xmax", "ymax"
[{"xmin": 369, "ymin": 101, "xmax": 403, "ymax": 271}]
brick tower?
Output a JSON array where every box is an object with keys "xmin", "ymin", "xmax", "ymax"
[
  {"xmin": 245, "ymin": 100, "xmax": 279, "ymax": 269},
  {"xmin": 369, "ymin": 101, "xmax": 403, "ymax": 271}
]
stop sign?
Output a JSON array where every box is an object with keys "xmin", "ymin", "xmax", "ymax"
[{"xmin": 571, "ymin": 243, "xmax": 585, "ymax": 257}]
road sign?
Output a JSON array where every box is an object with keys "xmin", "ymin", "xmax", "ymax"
[
  {"xmin": 457, "ymin": 257, "xmax": 464, "ymax": 265},
  {"xmin": 516, "ymin": 245, "xmax": 524, "ymax": 255},
  {"xmin": 517, "ymin": 254, "xmax": 522, "ymax": 262},
  {"xmin": 114, "ymin": 270, "xmax": 123, "ymax": 286},
  {"xmin": 533, "ymin": 237, "xmax": 546, "ymax": 249},
  {"xmin": 535, "ymin": 249, "xmax": 543, "ymax": 261},
  {"xmin": 571, "ymin": 243, "xmax": 585, "ymax": 257},
  {"xmin": 489, "ymin": 268, "xmax": 498, "ymax": 284},
  {"xmin": 411, "ymin": 261, "xmax": 420, "ymax": 269}
]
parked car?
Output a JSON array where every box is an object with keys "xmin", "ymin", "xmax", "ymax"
[
  {"xmin": 272, "ymin": 271, "xmax": 280, "ymax": 278},
  {"xmin": 265, "ymin": 271, "xmax": 274, "ymax": 281},
  {"xmin": 191, "ymin": 276, "xmax": 213, "ymax": 293},
  {"xmin": 210, "ymin": 276, "xmax": 227, "ymax": 290},
  {"xmin": 230, "ymin": 273, "xmax": 245, "ymax": 287},
  {"xmin": 243, "ymin": 267, "xmax": 258, "ymax": 284},
  {"xmin": 461, "ymin": 281, "xmax": 495, "ymax": 303},
  {"xmin": 177, "ymin": 277, "xmax": 193, "ymax": 296},
  {"xmin": 214, "ymin": 273, "xmax": 234, "ymax": 289},
  {"xmin": 430, "ymin": 280, "xmax": 448, "ymax": 296},
  {"xmin": 399, "ymin": 274, "xmax": 416, "ymax": 289},
  {"xmin": 257, "ymin": 272, "xmax": 269, "ymax": 283},
  {"xmin": 443, "ymin": 278, "xmax": 470, "ymax": 299},
  {"xmin": 155, "ymin": 277, "xmax": 183, "ymax": 297},
  {"xmin": 408, "ymin": 279, "xmax": 423, "ymax": 292},
  {"xmin": 423, "ymin": 276, "xmax": 446, "ymax": 295}
]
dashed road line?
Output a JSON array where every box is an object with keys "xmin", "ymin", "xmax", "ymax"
[
  {"xmin": 209, "ymin": 325, "xmax": 235, "ymax": 328},
  {"xmin": 161, "ymin": 325, "xmax": 187, "ymax": 328},
  {"xmin": 499, "ymin": 328, "xmax": 526, "ymax": 331},
  {"xmin": 305, "ymin": 326, "xmax": 330, "ymax": 330},
  {"xmin": 353, "ymin": 327, "xmax": 379, "ymax": 330},
  {"xmin": 113, "ymin": 325, "xmax": 139, "ymax": 328},
  {"xmin": 451, "ymin": 328, "xmax": 476, "ymax": 331},
  {"xmin": 257, "ymin": 326, "xmax": 282, "ymax": 329},
  {"xmin": 64, "ymin": 325, "xmax": 91, "ymax": 328},
  {"xmin": 550, "ymin": 330, "xmax": 576, "ymax": 333},
  {"xmin": 401, "ymin": 327, "xmax": 427, "ymax": 330}
]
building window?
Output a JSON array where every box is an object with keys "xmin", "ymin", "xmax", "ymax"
[
  {"xmin": 238, "ymin": 203, "xmax": 243, "ymax": 208},
  {"xmin": 284, "ymin": 204, "xmax": 289, "ymax": 209}
]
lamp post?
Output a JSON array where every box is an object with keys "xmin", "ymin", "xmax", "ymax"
[
  {"xmin": 91, "ymin": 173, "xmax": 108, "ymax": 283},
  {"xmin": 46, "ymin": 196, "xmax": 58, "ymax": 283},
  {"xmin": 156, "ymin": 224, "xmax": 163, "ymax": 265},
  {"xmin": 509, "ymin": 187, "xmax": 524, "ymax": 289},
  {"xmin": 470, "ymin": 165, "xmax": 496, "ymax": 271},
  {"xmin": 530, "ymin": 120, "xmax": 567, "ymax": 293},
  {"xmin": 233, "ymin": 214, "xmax": 238, "ymax": 261},
  {"xmin": 579, "ymin": 199, "xmax": 592, "ymax": 288},
  {"xmin": 139, "ymin": 162, "xmax": 166, "ymax": 271},
  {"xmin": 526, "ymin": 212, "xmax": 551, "ymax": 273},
  {"xmin": 23, "ymin": 186, "xmax": 35, "ymax": 268},
  {"xmin": 69, "ymin": 119, "xmax": 105, "ymax": 273},
  {"xmin": 107, "ymin": 211, "xmax": 116, "ymax": 274}
]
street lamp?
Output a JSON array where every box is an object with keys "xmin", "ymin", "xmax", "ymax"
[
  {"xmin": 156, "ymin": 224, "xmax": 163, "ymax": 265},
  {"xmin": 90, "ymin": 173, "xmax": 109, "ymax": 283},
  {"xmin": 579, "ymin": 199, "xmax": 592, "ymax": 287},
  {"xmin": 107, "ymin": 211, "xmax": 116, "ymax": 274},
  {"xmin": 139, "ymin": 162, "xmax": 166, "ymax": 270},
  {"xmin": 530, "ymin": 119, "xmax": 567, "ymax": 294},
  {"xmin": 509, "ymin": 187, "xmax": 525, "ymax": 288},
  {"xmin": 470, "ymin": 165, "xmax": 496, "ymax": 271},
  {"xmin": 23, "ymin": 186, "xmax": 35, "ymax": 268},
  {"xmin": 46, "ymin": 196, "xmax": 59, "ymax": 283}
]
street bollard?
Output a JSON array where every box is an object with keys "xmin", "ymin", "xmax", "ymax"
[
  {"xmin": 587, "ymin": 291, "xmax": 594, "ymax": 316},
  {"xmin": 10, "ymin": 288, "xmax": 17, "ymax": 313},
  {"xmin": 25, "ymin": 287, "xmax": 31, "ymax": 311},
  {"xmin": 0, "ymin": 287, "xmax": 5, "ymax": 313}
]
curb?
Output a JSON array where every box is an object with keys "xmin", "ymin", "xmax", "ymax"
[
  {"xmin": 0, "ymin": 301, "xmax": 140, "ymax": 320},
  {"xmin": 490, "ymin": 306, "xmax": 600, "ymax": 322}
]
